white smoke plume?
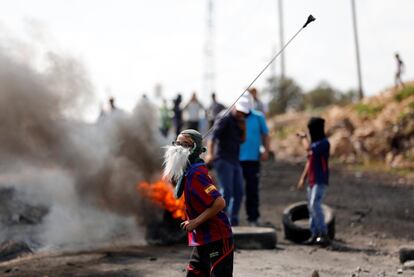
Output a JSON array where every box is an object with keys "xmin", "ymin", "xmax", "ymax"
[{"xmin": 0, "ymin": 25, "xmax": 165, "ymax": 251}]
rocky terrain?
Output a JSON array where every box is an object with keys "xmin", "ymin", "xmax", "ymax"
[{"xmin": 270, "ymin": 83, "xmax": 414, "ymax": 176}]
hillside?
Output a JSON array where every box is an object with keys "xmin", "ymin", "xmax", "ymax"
[{"xmin": 269, "ymin": 82, "xmax": 414, "ymax": 175}]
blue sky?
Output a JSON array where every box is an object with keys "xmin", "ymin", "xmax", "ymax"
[{"xmin": 1, "ymin": 0, "xmax": 413, "ymax": 118}]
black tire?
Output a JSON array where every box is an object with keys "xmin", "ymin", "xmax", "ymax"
[
  {"xmin": 282, "ymin": 201, "xmax": 335, "ymax": 243},
  {"xmin": 232, "ymin": 226, "xmax": 277, "ymax": 249},
  {"xmin": 399, "ymin": 247, "xmax": 414, "ymax": 263}
]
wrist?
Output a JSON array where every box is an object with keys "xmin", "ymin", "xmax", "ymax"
[{"xmin": 193, "ymin": 217, "xmax": 202, "ymax": 227}]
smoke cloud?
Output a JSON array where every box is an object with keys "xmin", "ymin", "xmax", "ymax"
[{"xmin": 0, "ymin": 27, "xmax": 165, "ymax": 251}]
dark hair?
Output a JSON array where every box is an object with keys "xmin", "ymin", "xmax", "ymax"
[{"xmin": 307, "ymin": 117, "xmax": 326, "ymax": 143}]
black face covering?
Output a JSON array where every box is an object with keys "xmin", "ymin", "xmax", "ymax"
[{"xmin": 307, "ymin": 117, "xmax": 326, "ymax": 143}]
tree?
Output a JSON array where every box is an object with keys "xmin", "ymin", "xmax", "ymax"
[
  {"xmin": 304, "ymin": 82, "xmax": 357, "ymax": 109},
  {"xmin": 304, "ymin": 82, "xmax": 337, "ymax": 108},
  {"xmin": 264, "ymin": 76, "xmax": 304, "ymax": 115}
]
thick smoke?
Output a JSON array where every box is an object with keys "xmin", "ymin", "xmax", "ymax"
[{"xmin": 0, "ymin": 31, "xmax": 165, "ymax": 250}]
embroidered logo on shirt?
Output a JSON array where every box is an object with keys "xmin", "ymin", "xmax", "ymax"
[
  {"xmin": 204, "ymin": 184, "xmax": 217, "ymax": 194},
  {"xmin": 209, "ymin": 251, "xmax": 219, "ymax": 258}
]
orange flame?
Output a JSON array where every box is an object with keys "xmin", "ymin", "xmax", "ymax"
[{"xmin": 137, "ymin": 179, "xmax": 186, "ymax": 220}]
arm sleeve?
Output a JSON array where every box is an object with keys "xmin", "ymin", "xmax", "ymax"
[{"xmin": 191, "ymin": 172, "xmax": 221, "ymax": 207}]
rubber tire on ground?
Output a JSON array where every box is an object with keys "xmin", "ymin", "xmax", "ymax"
[
  {"xmin": 282, "ymin": 201, "xmax": 335, "ymax": 243},
  {"xmin": 232, "ymin": 226, "xmax": 277, "ymax": 249},
  {"xmin": 399, "ymin": 247, "xmax": 414, "ymax": 263}
]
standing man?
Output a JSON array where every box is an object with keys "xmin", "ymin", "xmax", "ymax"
[
  {"xmin": 239, "ymin": 94, "xmax": 270, "ymax": 226},
  {"xmin": 206, "ymin": 97, "xmax": 249, "ymax": 226},
  {"xmin": 395, "ymin": 53, "xmax": 405, "ymax": 89},
  {"xmin": 183, "ymin": 92, "xmax": 205, "ymax": 131},
  {"xmin": 173, "ymin": 94, "xmax": 183, "ymax": 136},
  {"xmin": 109, "ymin": 96, "xmax": 117, "ymax": 111},
  {"xmin": 159, "ymin": 99, "xmax": 172, "ymax": 138},
  {"xmin": 163, "ymin": 129, "xmax": 234, "ymax": 276},
  {"xmin": 207, "ymin": 92, "xmax": 225, "ymax": 128},
  {"xmin": 248, "ymin": 87, "xmax": 267, "ymax": 115}
]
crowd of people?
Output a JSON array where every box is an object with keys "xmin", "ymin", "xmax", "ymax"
[
  {"xmin": 157, "ymin": 88, "xmax": 268, "ymax": 139},
  {"xmin": 93, "ymin": 52, "xmax": 410, "ymax": 276},
  {"xmin": 161, "ymin": 88, "xmax": 330, "ymax": 275},
  {"xmin": 98, "ymin": 88, "xmax": 331, "ymax": 275}
]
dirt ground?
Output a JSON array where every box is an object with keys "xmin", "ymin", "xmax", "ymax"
[{"xmin": 0, "ymin": 160, "xmax": 413, "ymax": 276}]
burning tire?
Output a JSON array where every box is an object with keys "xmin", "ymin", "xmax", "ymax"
[
  {"xmin": 282, "ymin": 201, "xmax": 335, "ymax": 243},
  {"xmin": 145, "ymin": 211, "xmax": 186, "ymax": 246},
  {"xmin": 232, "ymin": 226, "xmax": 277, "ymax": 249}
]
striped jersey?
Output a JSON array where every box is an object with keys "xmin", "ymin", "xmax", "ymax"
[{"xmin": 183, "ymin": 162, "xmax": 232, "ymax": 246}]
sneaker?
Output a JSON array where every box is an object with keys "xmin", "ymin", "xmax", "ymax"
[
  {"xmin": 305, "ymin": 235, "xmax": 318, "ymax": 245},
  {"xmin": 248, "ymin": 221, "xmax": 259, "ymax": 227},
  {"xmin": 315, "ymin": 235, "xmax": 331, "ymax": 247}
]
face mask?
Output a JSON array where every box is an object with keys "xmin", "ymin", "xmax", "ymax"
[{"xmin": 162, "ymin": 144, "xmax": 191, "ymax": 184}]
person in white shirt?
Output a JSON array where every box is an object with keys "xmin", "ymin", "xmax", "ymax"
[{"xmin": 183, "ymin": 92, "xmax": 205, "ymax": 131}]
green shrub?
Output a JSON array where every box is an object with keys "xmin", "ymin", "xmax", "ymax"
[
  {"xmin": 394, "ymin": 86, "xmax": 414, "ymax": 102},
  {"xmin": 274, "ymin": 126, "xmax": 296, "ymax": 140},
  {"xmin": 354, "ymin": 103, "xmax": 384, "ymax": 118},
  {"xmin": 408, "ymin": 100, "xmax": 414, "ymax": 110}
]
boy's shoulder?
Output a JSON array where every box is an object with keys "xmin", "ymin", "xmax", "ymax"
[
  {"xmin": 311, "ymin": 138, "xmax": 330, "ymax": 150},
  {"xmin": 187, "ymin": 162, "xmax": 208, "ymax": 176}
]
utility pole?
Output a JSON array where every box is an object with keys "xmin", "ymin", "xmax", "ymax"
[
  {"xmin": 351, "ymin": 0, "xmax": 364, "ymax": 99},
  {"xmin": 278, "ymin": 0, "xmax": 285, "ymax": 81},
  {"xmin": 204, "ymin": 0, "xmax": 215, "ymax": 96}
]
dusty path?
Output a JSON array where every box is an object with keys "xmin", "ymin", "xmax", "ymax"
[
  {"xmin": 0, "ymin": 160, "xmax": 413, "ymax": 276},
  {"xmin": 0, "ymin": 243, "xmax": 410, "ymax": 276}
]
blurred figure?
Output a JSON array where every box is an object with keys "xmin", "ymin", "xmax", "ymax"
[
  {"xmin": 173, "ymin": 94, "xmax": 183, "ymax": 137},
  {"xmin": 395, "ymin": 53, "xmax": 405, "ymax": 88},
  {"xmin": 183, "ymin": 92, "xmax": 205, "ymax": 131},
  {"xmin": 297, "ymin": 117, "xmax": 331, "ymax": 246},
  {"xmin": 239, "ymin": 93, "xmax": 270, "ymax": 226},
  {"xmin": 159, "ymin": 99, "xmax": 172, "ymax": 138},
  {"xmin": 248, "ymin": 88, "xmax": 267, "ymax": 115},
  {"xmin": 206, "ymin": 96, "xmax": 249, "ymax": 226},
  {"xmin": 109, "ymin": 96, "xmax": 117, "ymax": 111},
  {"xmin": 207, "ymin": 92, "xmax": 225, "ymax": 128}
]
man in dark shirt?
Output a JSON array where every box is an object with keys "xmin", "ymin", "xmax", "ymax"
[
  {"xmin": 173, "ymin": 94, "xmax": 183, "ymax": 136},
  {"xmin": 206, "ymin": 96, "xmax": 250, "ymax": 226},
  {"xmin": 207, "ymin": 92, "xmax": 225, "ymax": 128}
]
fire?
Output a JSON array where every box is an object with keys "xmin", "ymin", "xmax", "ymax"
[{"xmin": 137, "ymin": 179, "xmax": 186, "ymax": 220}]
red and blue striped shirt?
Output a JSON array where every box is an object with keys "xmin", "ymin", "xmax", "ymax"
[
  {"xmin": 184, "ymin": 162, "xmax": 232, "ymax": 246},
  {"xmin": 307, "ymin": 138, "xmax": 330, "ymax": 187}
]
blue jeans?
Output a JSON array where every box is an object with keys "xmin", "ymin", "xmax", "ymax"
[
  {"xmin": 307, "ymin": 184, "xmax": 327, "ymax": 237},
  {"xmin": 214, "ymin": 159, "xmax": 244, "ymax": 226}
]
